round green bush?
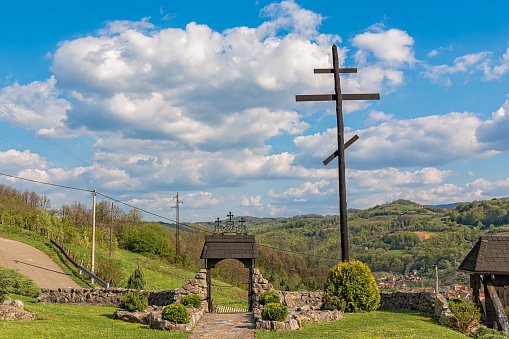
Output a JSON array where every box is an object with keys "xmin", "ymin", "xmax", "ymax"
[
  {"xmin": 181, "ymin": 294, "xmax": 201, "ymax": 308},
  {"xmin": 258, "ymin": 291, "xmax": 280, "ymax": 305},
  {"xmin": 261, "ymin": 302, "xmax": 288, "ymax": 322},
  {"xmin": 324, "ymin": 259, "xmax": 380, "ymax": 313},
  {"xmin": 162, "ymin": 304, "xmax": 190, "ymax": 324}
]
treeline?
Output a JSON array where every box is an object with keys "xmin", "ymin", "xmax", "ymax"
[
  {"xmin": 0, "ymin": 183, "xmax": 328, "ymax": 291},
  {"xmin": 450, "ymin": 198, "xmax": 509, "ymax": 228}
]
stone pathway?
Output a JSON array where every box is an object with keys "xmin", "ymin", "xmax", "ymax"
[{"xmin": 188, "ymin": 312, "xmax": 255, "ymax": 339}]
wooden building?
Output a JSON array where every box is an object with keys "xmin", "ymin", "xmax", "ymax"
[{"xmin": 457, "ymin": 236, "xmax": 509, "ymax": 332}]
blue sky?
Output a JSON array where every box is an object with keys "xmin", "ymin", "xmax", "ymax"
[{"xmin": 1, "ymin": 0, "xmax": 509, "ymax": 222}]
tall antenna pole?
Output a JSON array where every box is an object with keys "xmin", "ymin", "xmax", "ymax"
[
  {"xmin": 91, "ymin": 189, "xmax": 96, "ymax": 284},
  {"xmin": 172, "ymin": 192, "xmax": 183, "ymax": 257}
]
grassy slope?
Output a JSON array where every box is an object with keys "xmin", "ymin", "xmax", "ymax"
[
  {"xmin": 0, "ymin": 294, "xmax": 187, "ymax": 339},
  {"xmin": 0, "ymin": 223, "xmax": 247, "ymax": 308},
  {"xmin": 255, "ymin": 309, "xmax": 468, "ymax": 339}
]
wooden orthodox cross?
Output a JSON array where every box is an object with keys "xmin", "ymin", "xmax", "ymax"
[{"xmin": 296, "ymin": 45, "xmax": 380, "ymax": 262}]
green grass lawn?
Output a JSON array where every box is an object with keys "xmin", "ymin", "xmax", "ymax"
[
  {"xmin": 255, "ymin": 309, "xmax": 468, "ymax": 339},
  {"xmin": 0, "ymin": 294, "xmax": 188, "ymax": 339}
]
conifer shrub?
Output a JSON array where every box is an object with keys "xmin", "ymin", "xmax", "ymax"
[
  {"xmin": 126, "ymin": 265, "xmax": 146, "ymax": 289},
  {"xmin": 181, "ymin": 294, "xmax": 201, "ymax": 308},
  {"xmin": 324, "ymin": 259, "xmax": 380, "ymax": 312},
  {"xmin": 162, "ymin": 304, "xmax": 190, "ymax": 324},
  {"xmin": 475, "ymin": 326, "xmax": 509, "ymax": 338},
  {"xmin": 119, "ymin": 289, "xmax": 149, "ymax": 312},
  {"xmin": 0, "ymin": 265, "xmax": 40, "ymax": 298},
  {"xmin": 261, "ymin": 302, "xmax": 288, "ymax": 322},
  {"xmin": 321, "ymin": 293, "xmax": 346, "ymax": 311},
  {"xmin": 449, "ymin": 298, "xmax": 481, "ymax": 334},
  {"xmin": 258, "ymin": 291, "xmax": 280, "ymax": 305}
]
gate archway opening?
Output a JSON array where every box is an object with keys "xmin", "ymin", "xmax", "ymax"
[{"xmin": 201, "ymin": 233, "xmax": 259, "ymax": 312}]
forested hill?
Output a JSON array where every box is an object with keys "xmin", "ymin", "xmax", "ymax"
[
  {"xmin": 188, "ymin": 198, "xmax": 509, "ymax": 285},
  {"xmin": 1, "ymin": 179, "xmax": 508, "ymax": 289}
]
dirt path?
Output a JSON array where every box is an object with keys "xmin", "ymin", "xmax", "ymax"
[
  {"xmin": 189, "ymin": 312, "xmax": 255, "ymax": 339},
  {"xmin": 0, "ymin": 237, "xmax": 81, "ymax": 289}
]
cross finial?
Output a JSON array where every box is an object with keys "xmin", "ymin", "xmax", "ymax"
[
  {"xmin": 216, "ymin": 217, "xmax": 221, "ymax": 227},
  {"xmin": 227, "ymin": 212, "xmax": 234, "ymax": 222},
  {"xmin": 239, "ymin": 217, "xmax": 245, "ymax": 226}
]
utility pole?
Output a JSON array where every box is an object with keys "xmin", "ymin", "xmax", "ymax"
[
  {"xmin": 434, "ymin": 265, "xmax": 439, "ymax": 297},
  {"xmin": 172, "ymin": 192, "xmax": 183, "ymax": 257},
  {"xmin": 91, "ymin": 189, "xmax": 96, "ymax": 284},
  {"xmin": 110, "ymin": 201, "xmax": 113, "ymax": 258}
]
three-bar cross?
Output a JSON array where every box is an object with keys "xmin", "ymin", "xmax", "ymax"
[{"xmin": 296, "ymin": 45, "xmax": 380, "ymax": 262}]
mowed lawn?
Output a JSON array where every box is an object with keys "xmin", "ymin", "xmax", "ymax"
[
  {"xmin": 0, "ymin": 295, "xmax": 188, "ymax": 339},
  {"xmin": 255, "ymin": 309, "xmax": 468, "ymax": 339}
]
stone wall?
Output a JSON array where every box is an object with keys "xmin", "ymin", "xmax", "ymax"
[
  {"xmin": 38, "ymin": 269, "xmax": 208, "ymax": 306},
  {"xmin": 379, "ymin": 291, "xmax": 435, "ymax": 314},
  {"xmin": 253, "ymin": 269, "xmax": 437, "ymax": 316}
]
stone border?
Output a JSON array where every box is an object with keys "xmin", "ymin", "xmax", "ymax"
[
  {"xmin": 38, "ymin": 269, "xmax": 208, "ymax": 306},
  {"xmin": 112, "ymin": 301, "xmax": 208, "ymax": 331}
]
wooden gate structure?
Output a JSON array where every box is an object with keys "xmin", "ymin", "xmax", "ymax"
[
  {"xmin": 458, "ymin": 236, "xmax": 509, "ymax": 332},
  {"xmin": 200, "ymin": 213, "xmax": 259, "ymax": 312}
]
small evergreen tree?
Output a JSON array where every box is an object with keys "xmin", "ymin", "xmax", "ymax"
[{"xmin": 126, "ymin": 265, "xmax": 146, "ymax": 289}]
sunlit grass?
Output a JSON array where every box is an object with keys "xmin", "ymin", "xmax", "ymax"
[{"xmin": 255, "ymin": 309, "xmax": 468, "ymax": 339}]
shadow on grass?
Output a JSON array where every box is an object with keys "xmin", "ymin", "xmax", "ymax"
[{"xmin": 378, "ymin": 309, "xmax": 440, "ymax": 324}]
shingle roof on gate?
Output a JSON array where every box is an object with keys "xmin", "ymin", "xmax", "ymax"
[
  {"xmin": 458, "ymin": 236, "xmax": 509, "ymax": 274},
  {"xmin": 200, "ymin": 234, "xmax": 259, "ymax": 259}
]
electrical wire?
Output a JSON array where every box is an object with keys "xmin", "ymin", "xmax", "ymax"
[
  {"xmin": 1, "ymin": 86, "xmax": 175, "ymax": 194},
  {"xmin": 0, "ymin": 171, "xmax": 92, "ymax": 192},
  {"xmin": 0, "ymin": 105, "xmax": 148, "ymax": 194}
]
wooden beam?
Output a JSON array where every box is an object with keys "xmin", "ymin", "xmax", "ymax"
[
  {"xmin": 323, "ymin": 134, "xmax": 360, "ymax": 166},
  {"xmin": 314, "ymin": 68, "xmax": 357, "ymax": 74},
  {"xmin": 345, "ymin": 134, "xmax": 359, "ymax": 149},
  {"xmin": 296, "ymin": 94, "xmax": 335, "ymax": 101},
  {"xmin": 323, "ymin": 150, "xmax": 338, "ymax": 166},
  {"xmin": 486, "ymin": 279, "xmax": 509, "ymax": 333},
  {"xmin": 342, "ymin": 93, "xmax": 380, "ymax": 101}
]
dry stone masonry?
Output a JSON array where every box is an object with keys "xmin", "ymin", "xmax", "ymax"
[
  {"xmin": 38, "ymin": 269, "xmax": 208, "ymax": 306},
  {"xmin": 379, "ymin": 291, "xmax": 435, "ymax": 315}
]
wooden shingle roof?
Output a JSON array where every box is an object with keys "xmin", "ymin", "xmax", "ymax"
[
  {"xmin": 200, "ymin": 234, "xmax": 259, "ymax": 259},
  {"xmin": 458, "ymin": 236, "xmax": 509, "ymax": 274}
]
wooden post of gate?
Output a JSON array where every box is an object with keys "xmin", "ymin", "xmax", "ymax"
[
  {"xmin": 206, "ymin": 260, "xmax": 212, "ymax": 312},
  {"xmin": 296, "ymin": 44, "xmax": 380, "ymax": 262}
]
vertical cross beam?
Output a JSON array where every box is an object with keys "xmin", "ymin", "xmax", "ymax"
[{"xmin": 296, "ymin": 45, "xmax": 380, "ymax": 262}]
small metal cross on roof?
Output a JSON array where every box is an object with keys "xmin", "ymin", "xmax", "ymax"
[{"xmin": 296, "ymin": 44, "xmax": 380, "ymax": 262}]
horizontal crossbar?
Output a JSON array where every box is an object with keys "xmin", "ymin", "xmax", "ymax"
[
  {"xmin": 296, "ymin": 93, "xmax": 380, "ymax": 102},
  {"xmin": 314, "ymin": 68, "xmax": 357, "ymax": 74}
]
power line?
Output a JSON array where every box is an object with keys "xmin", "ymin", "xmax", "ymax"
[
  {"xmin": 0, "ymin": 170, "xmax": 176, "ymax": 223},
  {"xmin": 0, "ymin": 171, "xmax": 92, "ymax": 192},
  {"xmin": 96, "ymin": 192, "xmax": 176, "ymax": 223},
  {"xmin": 0, "ymin": 136, "xmax": 95, "ymax": 188},
  {"xmin": 0, "ymin": 105, "xmax": 149, "ymax": 195},
  {"xmin": 1, "ymin": 86, "xmax": 175, "ymax": 194}
]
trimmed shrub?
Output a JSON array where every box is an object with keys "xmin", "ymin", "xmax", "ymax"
[
  {"xmin": 324, "ymin": 259, "xmax": 380, "ymax": 313},
  {"xmin": 449, "ymin": 298, "xmax": 481, "ymax": 334},
  {"xmin": 119, "ymin": 289, "xmax": 149, "ymax": 312},
  {"xmin": 162, "ymin": 304, "xmax": 190, "ymax": 324},
  {"xmin": 126, "ymin": 265, "xmax": 146, "ymax": 290},
  {"xmin": 181, "ymin": 294, "xmax": 201, "ymax": 308},
  {"xmin": 261, "ymin": 302, "xmax": 288, "ymax": 322},
  {"xmin": 321, "ymin": 293, "xmax": 346, "ymax": 311},
  {"xmin": 258, "ymin": 291, "xmax": 280, "ymax": 305}
]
